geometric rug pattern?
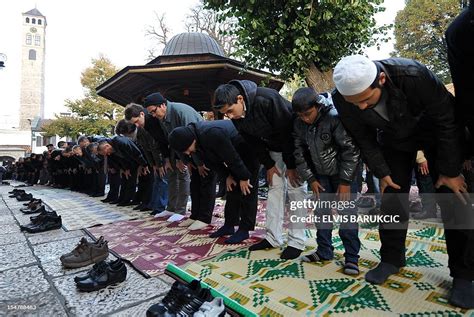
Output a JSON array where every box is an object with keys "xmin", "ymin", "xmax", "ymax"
[
  {"xmin": 87, "ymin": 216, "xmax": 265, "ymax": 277},
  {"xmin": 183, "ymin": 222, "xmax": 473, "ymax": 316},
  {"xmin": 23, "ymin": 186, "xmax": 149, "ymax": 231}
]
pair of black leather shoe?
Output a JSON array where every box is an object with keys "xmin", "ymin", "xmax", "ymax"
[
  {"xmin": 133, "ymin": 204, "xmax": 152, "ymax": 212},
  {"xmin": 9, "ymin": 189, "xmax": 25, "ymax": 195},
  {"xmin": 75, "ymin": 258, "xmax": 127, "ymax": 292},
  {"xmin": 23, "ymin": 198, "xmax": 42, "ymax": 206},
  {"xmin": 146, "ymin": 280, "xmax": 212, "ymax": 317},
  {"xmin": 20, "ymin": 210, "xmax": 62, "ymax": 233},
  {"xmin": 16, "ymin": 193, "xmax": 34, "ymax": 202},
  {"xmin": 20, "ymin": 204, "xmax": 45, "ymax": 215}
]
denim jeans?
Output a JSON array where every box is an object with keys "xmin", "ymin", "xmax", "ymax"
[
  {"xmin": 366, "ymin": 170, "xmax": 381, "ymax": 207},
  {"xmin": 149, "ymin": 173, "xmax": 169, "ymax": 212},
  {"xmin": 314, "ymin": 174, "xmax": 360, "ymax": 264}
]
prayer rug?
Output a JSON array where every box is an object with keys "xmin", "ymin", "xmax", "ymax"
[
  {"xmin": 87, "ymin": 216, "xmax": 265, "ymax": 277},
  {"xmin": 182, "ymin": 222, "xmax": 473, "ymax": 316}
]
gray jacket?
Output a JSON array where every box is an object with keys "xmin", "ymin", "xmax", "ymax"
[
  {"xmin": 161, "ymin": 101, "xmax": 203, "ymax": 164},
  {"xmin": 293, "ymin": 95, "xmax": 360, "ymax": 184}
]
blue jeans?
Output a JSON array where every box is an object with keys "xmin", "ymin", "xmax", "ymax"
[
  {"xmin": 314, "ymin": 174, "xmax": 360, "ymax": 264},
  {"xmin": 148, "ymin": 174, "xmax": 169, "ymax": 212}
]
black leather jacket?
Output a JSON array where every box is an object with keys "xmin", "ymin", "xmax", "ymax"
[{"xmin": 293, "ymin": 95, "xmax": 360, "ymax": 184}]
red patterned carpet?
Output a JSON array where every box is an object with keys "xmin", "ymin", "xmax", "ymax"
[{"xmin": 87, "ymin": 215, "xmax": 265, "ymax": 277}]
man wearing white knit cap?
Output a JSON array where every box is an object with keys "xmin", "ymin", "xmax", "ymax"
[{"xmin": 331, "ymin": 54, "xmax": 474, "ymax": 309}]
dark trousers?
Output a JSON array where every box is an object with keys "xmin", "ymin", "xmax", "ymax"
[
  {"xmin": 315, "ymin": 174, "xmax": 360, "ymax": 264},
  {"xmin": 106, "ymin": 171, "xmax": 120, "ymax": 201},
  {"xmin": 190, "ymin": 169, "xmax": 217, "ymax": 224},
  {"xmin": 97, "ymin": 167, "xmax": 106, "ymax": 195},
  {"xmin": 379, "ymin": 147, "xmax": 474, "ymax": 280},
  {"xmin": 118, "ymin": 169, "xmax": 138, "ymax": 203},
  {"xmin": 134, "ymin": 172, "xmax": 153, "ymax": 205},
  {"xmin": 223, "ymin": 144, "xmax": 260, "ymax": 231}
]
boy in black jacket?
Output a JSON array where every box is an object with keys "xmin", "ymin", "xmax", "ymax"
[
  {"xmin": 213, "ymin": 80, "xmax": 307, "ymax": 259},
  {"xmin": 292, "ymin": 87, "xmax": 361, "ymax": 275},
  {"xmin": 168, "ymin": 120, "xmax": 260, "ymax": 243}
]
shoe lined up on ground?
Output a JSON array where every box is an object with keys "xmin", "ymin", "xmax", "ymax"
[
  {"xmin": 146, "ymin": 280, "xmax": 215, "ymax": 317},
  {"xmin": 60, "ymin": 236, "xmax": 109, "ymax": 268},
  {"xmin": 9, "ymin": 188, "xmax": 25, "ymax": 195},
  {"xmin": 194, "ymin": 297, "xmax": 225, "ymax": 317},
  {"xmin": 15, "ymin": 192, "xmax": 34, "ymax": 202},
  {"xmin": 22, "ymin": 198, "xmax": 42, "ymax": 206},
  {"xmin": 20, "ymin": 204, "xmax": 46, "ymax": 215},
  {"xmin": 20, "ymin": 209, "xmax": 61, "ymax": 233},
  {"xmin": 75, "ymin": 258, "xmax": 127, "ymax": 292}
]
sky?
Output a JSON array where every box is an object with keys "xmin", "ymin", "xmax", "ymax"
[{"xmin": 0, "ymin": 0, "xmax": 405, "ymax": 127}]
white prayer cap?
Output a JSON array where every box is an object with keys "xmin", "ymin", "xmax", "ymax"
[{"xmin": 333, "ymin": 55, "xmax": 377, "ymax": 96}]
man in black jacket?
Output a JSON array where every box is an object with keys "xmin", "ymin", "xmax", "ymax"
[
  {"xmin": 332, "ymin": 54, "xmax": 473, "ymax": 308},
  {"xmin": 446, "ymin": 1, "xmax": 474, "ymax": 182},
  {"xmin": 168, "ymin": 120, "xmax": 260, "ymax": 243},
  {"xmin": 98, "ymin": 136, "xmax": 147, "ymax": 205},
  {"xmin": 124, "ymin": 104, "xmax": 168, "ymax": 215},
  {"xmin": 213, "ymin": 80, "xmax": 307, "ymax": 259}
]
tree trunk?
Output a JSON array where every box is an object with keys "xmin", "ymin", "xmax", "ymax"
[{"xmin": 305, "ymin": 63, "xmax": 335, "ymax": 93}]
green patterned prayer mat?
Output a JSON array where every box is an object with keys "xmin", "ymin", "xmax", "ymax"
[{"xmin": 182, "ymin": 222, "xmax": 473, "ymax": 316}]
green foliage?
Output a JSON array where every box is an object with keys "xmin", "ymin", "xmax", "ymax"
[
  {"xmin": 42, "ymin": 55, "xmax": 123, "ymax": 138},
  {"xmin": 204, "ymin": 0, "xmax": 388, "ymax": 82},
  {"xmin": 392, "ymin": 0, "xmax": 463, "ymax": 83}
]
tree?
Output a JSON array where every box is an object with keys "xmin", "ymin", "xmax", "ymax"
[
  {"xmin": 204, "ymin": 0, "xmax": 388, "ymax": 91},
  {"xmin": 145, "ymin": 12, "xmax": 171, "ymax": 61},
  {"xmin": 42, "ymin": 55, "xmax": 123, "ymax": 139},
  {"xmin": 145, "ymin": 1, "xmax": 238, "ymax": 60},
  {"xmin": 392, "ymin": 0, "xmax": 464, "ymax": 84}
]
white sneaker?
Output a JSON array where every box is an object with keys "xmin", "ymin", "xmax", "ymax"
[
  {"xmin": 153, "ymin": 210, "xmax": 174, "ymax": 218},
  {"xmin": 178, "ymin": 218, "xmax": 195, "ymax": 227},
  {"xmin": 188, "ymin": 220, "xmax": 209, "ymax": 231},
  {"xmin": 167, "ymin": 213, "xmax": 185, "ymax": 222},
  {"xmin": 194, "ymin": 297, "xmax": 225, "ymax": 317}
]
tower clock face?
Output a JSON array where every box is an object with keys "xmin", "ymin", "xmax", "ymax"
[{"xmin": 30, "ymin": 27, "xmax": 37, "ymax": 33}]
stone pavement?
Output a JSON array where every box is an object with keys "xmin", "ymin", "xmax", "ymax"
[{"xmin": 0, "ymin": 184, "xmax": 173, "ymax": 317}]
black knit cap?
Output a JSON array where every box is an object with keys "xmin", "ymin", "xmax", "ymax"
[
  {"xmin": 144, "ymin": 92, "xmax": 166, "ymax": 107},
  {"xmin": 168, "ymin": 126, "xmax": 196, "ymax": 152}
]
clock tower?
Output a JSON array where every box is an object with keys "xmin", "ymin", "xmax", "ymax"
[{"xmin": 19, "ymin": 8, "xmax": 46, "ymax": 130}]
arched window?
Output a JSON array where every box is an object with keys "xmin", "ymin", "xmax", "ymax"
[
  {"xmin": 26, "ymin": 17, "xmax": 30, "ymax": 23},
  {"xmin": 35, "ymin": 35, "xmax": 41, "ymax": 46},
  {"xmin": 32, "ymin": 18, "xmax": 36, "ymax": 24},
  {"xmin": 38, "ymin": 19, "xmax": 42, "ymax": 25},
  {"xmin": 26, "ymin": 34, "xmax": 32, "ymax": 45},
  {"xmin": 29, "ymin": 49, "xmax": 36, "ymax": 60}
]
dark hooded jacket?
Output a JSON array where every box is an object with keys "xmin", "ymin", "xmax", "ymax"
[
  {"xmin": 186, "ymin": 120, "xmax": 252, "ymax": 181},
  {"xmin": 109, "ymin": 136, "xmax": 147, "ymax": 170},
  {"xmin": 332, "ymin": 58, "xmax": 462, "ymax": 178},
  {"xmin": 293, "ymin": 95, "xmax": 360, "ymax": 184},
  {"xmin": 228, "ymin": 80, "xmax": 297, "ymax": 169}
]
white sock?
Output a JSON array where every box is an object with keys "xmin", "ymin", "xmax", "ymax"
[
  {"xmin": 154, "ymin": 210, "xmax": 174, "ymax": 218},
  {"xmin": 188, "ymin": 220, "xmax": 209, "ymax": 230},
  {"xmin": 167, "ymin": 213, "xmax": 185, "ymax": 222},
  {"xmin": 178, "ymin": 218, "xmax": 195, "ymax": 227}
]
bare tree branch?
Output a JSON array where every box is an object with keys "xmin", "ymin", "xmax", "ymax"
[{"xmin": 145, "ymin": 12, "xmax": 171, "ymax": 60}]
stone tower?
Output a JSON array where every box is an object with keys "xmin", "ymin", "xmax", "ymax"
[{"xmin": 19, "ymin": 8, "xmax": 46, "ymax": 130}]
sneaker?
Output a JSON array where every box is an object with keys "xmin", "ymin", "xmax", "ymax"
[
  {"xmin": 75, "ymin": 258, "xmax": 127, "ymax": 292},
  {"xmin": 194, "ymin": 297, "xmax": 225, "ymax": 317},
  {"xmin": 146, "ymin": 280, "xmax": 211, "ymax": 317},
  {"xmin": 167, "ymin": 213, "xmax": 185, "ymax": 222},
  {"xmin": 178, "ymin": 218, "xmax": 195, "ymax": 227},
  {"xmin": 153, "ymin": 210, "xmax": 174, "ymax": 218},
  {"xmin": 61, "ymin": 237, "xmax": 109, "ymax": 268}
]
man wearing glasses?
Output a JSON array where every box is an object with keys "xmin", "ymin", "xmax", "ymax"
[{"xmin": 144, "ymin": 93, "xmax": 217, "ymax": 231}]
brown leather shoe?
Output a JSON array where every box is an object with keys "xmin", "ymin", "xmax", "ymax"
[{"xmin": 60, "ymin": 237, "xmax": 108, "ymax": 268}]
